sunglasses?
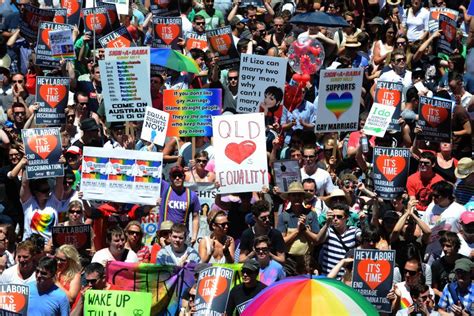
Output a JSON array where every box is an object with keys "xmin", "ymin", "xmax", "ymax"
[
  {"xmin": 86, "ymin": 278, "xmax": 99, "ymax": 285},
  {"xmin": 303, "ymin": 155, "xmax": 316, "ymax": 159},
  {"xmin": 419, "ymin": 161, "xmax": 431, "ymax": 166},
  {"xmin": 12, "ymin": 80, "xmax": 23, "ymax": 83},
  {"xmin": 255, "ymin": 247, "xmax": 269, "ymax": 253},
  {"xmin": 405, "ymin": 269, "xmax": 418, "ymax": 276},
  {"xmin": 171, "ymin": 173, "xmax": 184, "ymax": 179},
  {"xmin": 228, "ymin": 76, "xmax": 238, "ymax": 81},
  {"xmin": 304, "ymin": 189, "xmax": 315, "ymax": 192},
  {"xmin": 196, "ymin": 22, "xmax": 205, "ymax": 26},
  {"xmin": 242, "ymin": 269, "xmax": 257, "ymax": 275},
  {"xmin": 127, "ymin": 230, "xmax": 141, "ymax": 236},
  {"xmin": 394, "ymin": 57, "xmax": 406, "ymax": 64},
  {"xmin": 13, "ymin": 111, "xmax": 25, "ymax": 116},
  {"xmin": 215, "ymin": 222, "xmax": 230, "ymax": 228},
  {"xmin": 69, "ymin": 210, "xmax": 82, "ymax": 215},
  {"xmin": 78, "ymin": 102, "xmax": 88, "ymax": 106},
  {"xmin": 258, "ymin": 215, "xmax": 270, "ymax": 222},
  {"xmin": 335, "ymin": 215, "xmax": 346, "ymax": 220},
  {"xmin": 196, "ymin": 159, "xmax": 208, "ymax": 164},
  {"xmin": 396, "ymin": 41, "xmax": 406, "ymax": 46}
]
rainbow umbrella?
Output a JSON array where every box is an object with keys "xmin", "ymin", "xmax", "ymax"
[
  {"xmin": 242, "ymin": 276, "xmax": 379, "ymax": 316},
  {"xmin": 150, "ymin": 48, "xmax": 200, "ymax": 73}
]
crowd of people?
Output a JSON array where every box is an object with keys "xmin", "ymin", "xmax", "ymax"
[{"xmin": 0, "ymin": 0, "xmax": 473, "ymax": 315}]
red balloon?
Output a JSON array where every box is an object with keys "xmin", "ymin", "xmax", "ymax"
[
  {"xmin": 301, "ymin": 74, "xmax": 311, "ymax": 82},
  {"xmin": 292, "ymin": 73, "xmax": 302, "ymax": 82}
]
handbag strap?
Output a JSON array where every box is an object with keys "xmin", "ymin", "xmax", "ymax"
[{"xmin": 332, "ymin": 228, "xmax": 350, "ymax": 253}]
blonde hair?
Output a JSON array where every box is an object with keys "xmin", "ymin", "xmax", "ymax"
[{"xmin": 56, "ymin": 244, "xmax": 81, "ymax": 282}]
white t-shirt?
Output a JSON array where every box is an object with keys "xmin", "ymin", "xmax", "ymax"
[
  {"xmin": 91, "ymin": 248, "xmax": 139, "ymax": 267},
  {"xmin": 458, "ymin": 232, "xmax": 474, "ymax": 258},
  {"xmin": 403, "ymin": 7, "xmax": 429, "ymax": 42},
  {"xmin": 422, "ymin": 201, "xmax": 466, "ymax": 233},
  {"xmin": 301, "ymin": 167, "xmax": 336, "ymax": 197},
  {"xmin": 22, "ymin": 195, "xmax": 61, "ymax": 241},
  {"xmin": 0, "ymin": 264, "xmax": 36, "ymax": 285}
]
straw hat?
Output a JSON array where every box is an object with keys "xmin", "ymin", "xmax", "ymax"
[
  {"xmin": 281, "ymin": 181, "xmax": 313, "ymax": 200},
  {"xmin": 344, "ymin": 36, "xmax": 361, "ymax": 48},
  {"xmin": 387, "ymin": 0, "xmax": 402, "ymax": 6},
  {"xmin": 455, "ymin": 158, "xmax": 474, "ymax": 179}
]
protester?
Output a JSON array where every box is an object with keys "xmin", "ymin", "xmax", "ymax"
[
  {"xmin": 199, "ymin": 209, "xmax": 234, "ymax": 263},
  {"xmin": 54, "ymin": 244, "xmax": 82, "ymax": 303},
  {"xmin": 0, "ymin": 240, "xmax": 36, "ymax": 284},
  {"xmin": 91, "ymin": 226, "xmax": 138, "ymax": 266},
  {"xmin": 438, "ymin": 258, "xmax": 474, "ymax": 315},
  {"xmin": 124, "ymin": 220, "xmax": 151, "ymax": 263},
  {"xmin": 156, "ymin": 223, "xmax": 200, "ymax": 266}
]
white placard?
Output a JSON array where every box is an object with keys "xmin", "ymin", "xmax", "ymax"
[
  {"xmin": 363, "ymin": 103, "xmax": 396, "ymax": 137},
  {"xmin": 140, "ymin": 107, "xmax": 169, "ymax": 146}
]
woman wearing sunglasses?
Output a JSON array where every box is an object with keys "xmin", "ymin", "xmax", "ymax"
[
  {"xmin": 185, "ymin": 151, "xmax": 215, "ymax": 184},
  {"xmin": 124, "ymin": 221, "xmax": 150, "ymax": 263},
  {"xmin": 55, "ymin": 244, "xmax": 82, "ymax": 304},
  {"xmin": 199, "ymin": 209, "xmax": 234, "ymax": 263}
]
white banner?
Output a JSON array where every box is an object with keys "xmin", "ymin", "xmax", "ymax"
[
  {"xmin": 363, "ymin": 103, "xmax": 396, "ymax": 138},
  {"xmin": 140, "ymin": 107, "xmax": 169, "ymax": 146}
]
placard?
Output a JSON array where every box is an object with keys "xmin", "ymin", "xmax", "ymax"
[
  {"xmin": 84, "ymin": 290, "xmax": 152, "ymax": 316},
  {"xmin": 97, "ymin": 2, "xmax": 121, "ymax": 29},
  {"xmin": 140, "ymin": 210, "xmax": 159, "ymax": 246},
  {"xmin": 100, "ymin": 47, "xmax": 151, "ymax": 122},
  {"xmin": 99, "ymin": 0, "xmax": 129, "ymax": 15},
  {"xmin": 195, "ymin": 266, "xmax": 234, "ymax": 315},
  {"xmin": 418, "ymin": 96, "xmax": 452, "ymax": 143},
  {"xmin": 374, "ymin": 81, "xmax": 403, "ymax": 131},
  {"xmin": 81, "ymin": 7, "xmax": 113, "ymax": 43},
  {"xmin": 141, "ymin": 107, "xmax": 169, "ymax": 146},
  {"xmin": 372, "ymin": 147, "xmax": 410, "ymax": 199},
  {"xmin": 52, "ymin": 8, "xmax": 68, "ymax": 24},
  {"xmin": 237, "ymin": 54, "xmax": 287, "ymax": 113},
  {"xmin": 438, "ymin": 14, "xmax": 457, "ymax": 55},
  {"xmin": 316, "ymin": 68, "xmax": 363, "ymax": 132},
  {"xmin": 22, "ymin": 128, "xmax": 63, "ymax": 179},
  {"xmin": 363, "ymin": 103, "xmax": 396, "ymax": 138},
  {"xmin": 61, "ymin": 0, "xmax": 82, "ymax": 26},
  {"xmin": 0, "ymin": 309, "xmax": 21, "ymax": 316},
  {"xmin": 429, "ymin": 8, "xmax": 458, "ymax": 32},
  {"xmin": 99, "ymin": 26, "xmax": 136, "ymax": 48},
  {"xmin": 206, "ymin": 26, "xmax": 240, "ymax": 70},
  {"xmin": 49, "ymin": 29, "xmax": 75, "ymax": 60},
  {"xmin": 152, "ymin": 17, "xmax": 182, "ymax": 50},
  {"xmin": 36, "ymin": 22, "xmax": 74, "ymax": 68},
  {"xmin": 81, "ymin": 147, "xmax": 162, "ymax": 205},
  {"xmin": 52, "ymin": 225, "xmax": 91, "ymax": 253},
  {"xmin": 212, "ymin": 113, "xmax": 268, "ymax": 194},
  {"xmin": 0, "ymin": 284, "xmax": 29, "ymax": 316},
  {"xmin": 150, "ymin": 0, "xmax": 180, "ymax": 16},
  {"xmin": 352, "ymin": 249, "xmax": 395, "ymax": 313},
  {"xmin": 239, "ymin": 0, "xmax": 263, "ymax": 7},
  {"xmin": 273, "ymin": 160, "xmax": 301, "ymax": 192},
  {"xmin": 20, "ymin": 5, "xmax": 55, "ymax": 42},
  {"xmin": 35, "ymin": 76, "xmax": 70, "ymax": 125},
  {"xmin": 163, "ymin": 89, "xmax": 222, "ymax": 137},
  {"xmin": 184, "ymin": 31, "xmax": 208, "ymax": 52}
]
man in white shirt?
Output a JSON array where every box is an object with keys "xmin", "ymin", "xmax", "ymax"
[
  {"xmin": 300, "ymin": 146, "xmax": 335, "ymax": 197},
  {"xmin": 0, "ymin": 240, "xmax": 36, "ymax": 285},
  {"xmin": 92, "ymin": 226, "xmax": 138, "ymax": 267}
]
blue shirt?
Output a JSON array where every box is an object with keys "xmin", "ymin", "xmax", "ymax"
[
  {"xmin": 27, "ymin": 281, "xmax": 69, "ymax": 316},
  {"xmin": 259, "ymin": 260, "xmax": 286, "ymax": 286},
  {"xmin": 438, "ymin": 281, "xmax": 474, "ymax": 314},
  {"xmin": 156, "ymin": 245, "xmax": 200, "ymax": 266}
]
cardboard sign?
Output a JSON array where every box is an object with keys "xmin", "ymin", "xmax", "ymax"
[
  {"xmin": 150, "ymin": 0, "xmax": 180, "ymax": 16},
  {"xmin": 140, "ymin": 107, "xmax": 169, "ymax": 146},
  {"xmin": 81, "ymin": 7, "xmax": 113, "ymax": 43},
  {"xmin": 22, "ymin": 128, "xmax": 63, "ymax": 179},
  {"xmin": 35, "ymin": 76, "xmax": 70, "ymax": 125},
  {"xmin": 206, "ymin": 26, "xmax": 240, "ymax": 70},
  {"xmin": 273, "ymin": 160, "xmax": 301, "ymax": 192},
  {"xmin": 363, "ymin": 103, "xmax": 396, "ymax": 138},
  {"xmin": 99, "ymin": 26, "xmax": 136, "ymax": 48},
  {"xmin": 195, "ymin": 266, "xmax": 234, "ymax": 315},
  {"xmin": 84, "ymin": 290, "xmax": 152, "ymax": 316},
  {"xmin": 152, "ymin": 17, "xmax": 182, "ymax": 49},
  {"xmin": 237, "ymin": 54, "xmax": 287, "ymax": 113},
  {"xmin": 372, "ymin": 147, "xmax": 410, "ymax": 199},
  {"xmin": 0, "ymin": 284, "xmax": 29, "ymax": 316},
  {"xmin": 212, "ymin": 113, "xmax": 268, "ymax": 194},
  {"xmin": 49, "ymin": 29, "xmax": 75, "ymax": 60},
  {"xmin": 20, "ymin": 5, "xmax": 55, "ymax": 42},
  {"xmin": 418, "ymin": 96, "xmax": 453, "ymax": 143},
  {"xmin": 429, "ymin": 8, "xmax": 458, "ymax": 32},
  {"xmin": 316, "ymin": 68, "xmax": 363, "ymax": 132},
  {"xmin": 164, "ymin": 89, "xmax": 222, "ymax": 137},
  {"xmin": 184, "ymin": 31, "xmax": 208, "ymax": 52},
  {"xmin": 61, "ymin": 0, "xmax": 82, "ymax": 26},
  {"xmin": 438, "ymin": 14, "xmax": 457, "ymax": 55},
  {"xmin": 100, "ymin": 47, "xmax": 151, "ymax": 122},
  {"xmin": 81, "ymin": 147, "xmax": 163, "ymax": 205},
  {"xmin": 52, "ymin": 225, "xmax": 91, "ymax": 253},
  {"xmin": 374, "ymin": 81, "xmax": 403, "ymax": 131},
  {"xmin": 96, "ymin": 2, "xmax": 121, "ymax": 29},
  {"xmin": 52, "ymin": 8, "xmax": 67, "ymax": 24},
  {"xmin": 36, "ymin": 22, "xmax": 74, "ymax": 68},
  {"xmin": 352, "ymin": 249, "xmax": 395, "ymax": 313}
]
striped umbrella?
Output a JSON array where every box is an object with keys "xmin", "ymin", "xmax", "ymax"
[
  {"xmin": 150, "ymin": 48, "xmax": 200, "ymax": 73},
  {"xmin": 242, "ymin": 276, "xmax": 379, "ymax": 316}
]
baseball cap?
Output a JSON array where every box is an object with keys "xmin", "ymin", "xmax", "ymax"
[
  {"xmin": 66, "ymin": 146, "xmax": 82, "ymax": 156},
  {"xmin": 242, "ymin": 259, "xmax": 259, "ymax": 272},
  {"xmin": 169, "ymin": 166, "xmax": 184, "ymax": 177},
  {"xmin": 454, "ymin": 258, "xmax": 474, "ymax": 272},
  {"xmin": 460, "ymin": 211, "xmax": 474, "ymax": 225}
]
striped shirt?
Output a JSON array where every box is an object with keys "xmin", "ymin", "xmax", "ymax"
[{"xmin": 320, "ymin": 226, "xmax": 361, "ymax": 276}]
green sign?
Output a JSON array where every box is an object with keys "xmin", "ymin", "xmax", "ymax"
[{"xmin": 84, "ymin": 290, "xmax": 152, "ymax": 316}]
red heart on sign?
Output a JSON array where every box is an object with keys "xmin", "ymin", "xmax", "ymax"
[
  {"xmin": 27, "ymin": 135, "xmax": 58, "ymax": 160},
  {"xmin": 0, "ymin": 292, "xmax": 27, "ymax": 312},
  {"xmin": 107, "ymin": 9, "xmax": 117, "ymax": 25},
  {"xmin": 375, "ymin": 155, "xmax": 406, "ymax": 182},
  {"xmin": 376, "ymin": 88, "xmax": 401, "ymax": 107},
  {"xmin": 186, "ymin": 38, "xmax": 207, "ymax": 51},
  {"xmin": 41, "ymin": 28, "xmax": 51, "ymax": 48},
  {"xmin": 39, "ymin": 85, "xmax": 67, "ymax": 108},
  {"xmin": 441, "ymin": 21, "xmax": 455, "ymax": 42},
  {"xmin": 210, "ymin": 34, "xmax": 232, "ymax": 56},
  {"xmin": 155, "ymin": 24, "xmax": 180, "ymax": 45},
  {"xmin": 54, "ymin": 15, "xmax": 65, "ymax": 24},
  {"xmin": 85, "ymin": 14, "xmax": 107, "ymax": 34},
  {"xmin": 357, "ymin": 259, "xmax": 391, "ymax": 290},
  {"xmin": 225, "ymin": 140, "xmax": 256, "ymax": 164},
  {"xmin": 155, "ymin": 0, "xmax": 170, "ymax": 9},
  {"xmin": 421, "ymin": 105, "xmax": 449, "ymax": 128},
  {"xmin": 53, "ymin": 231, "xmax": 89, "ymax": 250},
  {"xmin": 61, "ymin": 0, "xmax": 79, "ymax": 16},
  {"xmin": 107, "ymin": 36, "xmax": 132, "ymax": 48},
  {"xmin": 197, "ymin": 275, "xmax": 228, "ymax": 303}
]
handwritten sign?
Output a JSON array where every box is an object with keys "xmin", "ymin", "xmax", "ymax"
[
  {"xmin": 374, "ymin": 81, "xmax": 403, "ymax": 131},
  {"xmin": 195, "ymin": 266, "xmax": 234, "ymax": 315},
  {"xmin": 418, "ymin": 96, "xmax": 452, "ymax": 143},
  {"xmin": 0, "ymin": 284, "xmax": 29, "ymax": 316},
  {"xmin": 372, "ymin": 147, "xmax": 410, "ymax": 199},
  {"xmin": 207, "ymin": 26, "xmax": 240, "ymax": 70},
  {"xmin": 184, "ymin": 31, "xmax": 208, "ymax": 52},
  {"xmin": 212, "ymin": 113, "xmax": 268, "ymax": 194},
  {"xmin": 35, "ymin": 76, "xmax": 70, "ymax": 125},
  {"xmin": 36, "ymin": 22, "xmax": 74, "ymax": 68},
  {"xmin": 99, "ymin": 26, "xmax": 136, "ymax": 48},
  {"xmin": 84, "ymin": 290, "xmax": 151, "ymax": 316},
  {"xmin": 140, "ymin": 107, "xmax": 169, "ymax": 146},
  {"xmin": 273, "ymin": 160, "xmax": 301, "ymax": 192},
  {"xmin": 152, "ymin": 17, "xmax": 182, "ymax": 50},
  {"xmin": 363, "ymin": 103, "xmax": 396, "ymax": 138},
  {"xmin": 52, "ymin": 225, "xmax": 91, "ymax": 254},
  {"xmin": 22, "ymin": 128, "xmax": 63, "ymax": 179}
]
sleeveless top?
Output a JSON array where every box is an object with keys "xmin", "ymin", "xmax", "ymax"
[{"xmin": 204, "ymin": 236, "xmax": 226, "ymax": 264}]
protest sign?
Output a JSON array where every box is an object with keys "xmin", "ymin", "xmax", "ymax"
[
  {"xmin": 20, "ymin": 5, "xmax": 55, "ymax": 42},
  {"xmin": 352, "ymin": 249, "xmax": 395, "ymax": 313},
  {"xmin": 49, "ymin": 29, "xmax": 74, "ymax": 60},
  {"xmin": 150, "ymin": 0, "xmax": 180, "ymax": 16},
  {"xmin": 100, "ymin": 47, "xmax": 151, "ymax": 122},
  {"xmin": 36, "ymin": 22, "xmax": 74, "ymax": 68},
  {"xmin": 35, "ymin": 76, "xmax": 70, "ymax": 125},
  {"xmin": 184, "ymin": 31, "xmax": 208, "ymax": 52},
  {"xmin": 152, "ymin": 17, "xmax": 182, "ymax": 49},
  {"xmin": 240, "ymin": 0, "xmax": 263, "ymax": 7},
  {"xmin": 164, "ymin": 89, "xmax": 222, "ymax": 137},
  {"xmin": 52, "ymin": 8, "xmax": 67, "ymax": 24},
  {"xmin": 373, "ymin": 147, "xmax": 410, "ymax": 199},
  {"xmin": 273, "ymin": 160, "xmax": 301, "ymax": 192},
  {"xmin": 0, "ymin": 284, "xmax": 29, "ymax": 316},
  {"xmin": 429, "ymin": 8, "xmax": 458, "ymax": 32},
  {"xmin": 98, "ymin": 0, "xmax": 129, "ymax": 15},
  {"xmin": 418, "ymin": 96, "xmax": 452, "ymax": 143},
  {"xmin": 316, "ymin": 68, "xmax": 363, "ymax": 132},
  {"xmin": 22, "ymin": 128, "xmax": 63, "ymax": 179},
  {"xmin": 438, "ymin": 14, "xmax": 457, "ymax": 55},
  {"xmin": 97, "ymin": 2, "xmax": 121, "ymax": 29},
  {"xmin": 140, "ymin": 210, "xmax": 159, "ymax": 246},
  {"xmin": 52, "ymin": 225, "xmax": 91, "ymax": 253},
  {"xmin": 81, "ymin": 7, "xmax": 113, "ymax": 43},
  {"xmin": 84, "ymin": 290, "xmax": 152, "ymax": 316},
  {"xmin": 0, "ymin": 309, "xmax": 21, "ymax": 316},
  {"xmin": 195, "ymin": 266, "xmax": 234, "ymax": 315},
  {"xmin": 140, "ymin": 107, "xmax": 169, "ymax": 146},
  {"xmin": 374, "ymin": 81, "xmax": 403, "ymax": 131},
  {"xmin": 363, "ymin": 103, "xmax": 396, "ymax": 138},
  {"xmin": 212, "ymin": 113, "xmax": 268, "ymax": 194},
  {"xmin": 61, "ymin": 0, "xmax": 82, "ymax": 26},
  {"xmin": 81, "ymin": 147, "xmax": 162, "ymax": 205},
  {"xmin": 99, "ymin": 26, "xmax": 136, "ymax": 48},
  {"xmin": 237, "ymin": 54, "xmax": 287, "ymax": 113},
  {"xmin": 207, "ymin": 26, "xmax": 240, "ymax": 69}
]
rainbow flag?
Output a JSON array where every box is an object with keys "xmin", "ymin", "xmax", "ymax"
[
  {"xmin": 110, "ymin": 158, "xmax": 136, "ymax": 165},
  {"xmin": 82, "ymin": 172, "xmax": 107, "ymax": 180},
  {"xmin": 136, "ymin": 160, "xmax": 162, "ymax": 168},
  {"xmin": 108, "ymin": 174, "xmax": 134, "ymax": 182},
  {"xmin": 135, "ymin": 176, "xmax": 161, "ymax": 183},
  {"xmin": 84, "ymin": 157, "xmax": 109, "ymax": 164}
]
